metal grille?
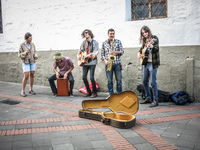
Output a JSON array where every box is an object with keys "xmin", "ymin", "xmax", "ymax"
[{"xmin": 131, "ymin": 0, "xmax": 167, "ymax": 20}]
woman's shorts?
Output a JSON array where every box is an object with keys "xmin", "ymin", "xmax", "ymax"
[{"xmin": 22, "ymin": 63, "xmax": 36, "ymax": 73}]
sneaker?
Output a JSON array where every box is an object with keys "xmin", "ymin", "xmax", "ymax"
[
  {"xmin": 149, "ymin": 100, "xmax": 158, "ymax": 107},
  {"xmin": 70, "ymin": 95, "xmax": 74, "ymax": 98},
  {"xmin": 84, "ymin": 92, "xmax": 91, "ymax": 97},
  {"xmin": 52, "ymin": 93, "xmax": 57, "ymax": 97},
  {"xmin": 29, "ymin": 90, "xmax": 36, "ymax": 95},
  {"xmin": 91, "ymin": 93, "xmax": 97, "ymax": 98},
  {"xmin": 21, "ymin": 92, "xmax": 27, "ymax": 97}
]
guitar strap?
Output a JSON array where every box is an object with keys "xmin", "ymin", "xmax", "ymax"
[{"xmin": 84, "ymin": 40, "xmax": 93, "ymax": 53}]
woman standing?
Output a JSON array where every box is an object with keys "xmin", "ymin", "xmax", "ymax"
[
  {"xmin": 137, "ymin": 26, "xmax": 160, "ymax": 107},
  {"xmin": 18, "ymin": 32, "xmax": 38, "ymax": 97}
]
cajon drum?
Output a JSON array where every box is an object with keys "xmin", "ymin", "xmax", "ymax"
[{"xmin": 57, "ymin": 78, "xmax": 69, "ymax": 96}]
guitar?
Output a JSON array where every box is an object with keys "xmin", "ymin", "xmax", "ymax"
[
  {"xmin": 78, "ymin": 51, "xmax": 99, "ymax": 66},
  {"xmin": 140, "ymin": 48, "xmax": 148, "ymax": 65},
  {"xmin": 140, "ymin": 39, "xmax": 154, "ymax": 65},
  {"xmin": 79, "ymin": 91, "xmax": 139, "ymax": 128}
]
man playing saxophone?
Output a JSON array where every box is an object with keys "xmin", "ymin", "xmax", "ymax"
[{"xmin": 101, "ymin": 28, "xmax": 124, "ymax": 97}]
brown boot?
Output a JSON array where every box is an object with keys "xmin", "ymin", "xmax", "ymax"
[
  {"xmin": 84, "ymin": 92, "xmax": 91, "ymax": 97},
  {"xmin": 91, "ymin": 93, "xmax": 97, "ymax": 98}
]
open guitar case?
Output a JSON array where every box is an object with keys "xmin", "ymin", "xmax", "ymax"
[{"xmin": 79, "ymin": 91, "xmax": 139, "ymax": 129}]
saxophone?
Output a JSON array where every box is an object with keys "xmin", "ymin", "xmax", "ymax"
[{"xmin": 107, "ymin": 39, "xmax": 116, "ymax": 71}]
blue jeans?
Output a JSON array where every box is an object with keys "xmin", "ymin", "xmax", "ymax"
[
  {"xmin": 143, "ymin": 62, "xmax": 158, "ymax": 102},
  {"xmin": 105, "ymin": 64, "xmax": 122, "ymax": 95}
]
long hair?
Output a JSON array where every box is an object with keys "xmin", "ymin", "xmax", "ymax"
[
  {"xmin": 81, "ymin": 29, "xmax": 94, "ymax": 39},
  {"xmin": 140, "ymin": 26, "xmax": 153, "ymax": 46}
]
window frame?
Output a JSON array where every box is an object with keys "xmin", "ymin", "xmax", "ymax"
[
  {"xmin": 131, "ymin": 0, "xmax": 168, "ymax": 21},
  {"xmin": 0, "ymin": 0, "xmax": 2, "ymax": 33}
]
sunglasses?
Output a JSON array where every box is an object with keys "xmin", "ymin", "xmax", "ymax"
[{"xmin": 84, "ymin": 31, "xmax": 88, "ymax": 34}]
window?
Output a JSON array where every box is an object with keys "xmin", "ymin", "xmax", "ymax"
[
  {"xmin": 0, "ymin": 0, "xmax": 2, "ymax": 33},
  {"xmin": 131, "ymin": 0, "xmax": 167, "ymax": 20}
]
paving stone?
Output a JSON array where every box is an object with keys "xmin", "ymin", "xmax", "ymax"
[
  {"xmin": 49, "ymin": 131, "xmax": 68, "ymax": 138},
  {"xmin": 32, "ymin": 138, "xmax": 51, "ymax": 147},
  {"xmin": 126, "ymin": 136, "xmax": 147, "ymax": 145},
  {"xmin": 179, "ymin": 134, "xmax": 198, "ymax": 142},
  {"xmin": 53, "ymin": 143, "xmax": 74, "ymax": 150},
  {"xmin": 162, "ymin": 137, "xmax": 177, "ymax": 145},
  {"xmin": 0, "ymin": 135, "xmax": 14, "ymax": 143},
  {"xmin": 175, "ymin": 139, "xmax": 195, "ymax": 149},
  {"xmin": 31, "ymin": 123, "xmax": 47, "ymax": 128},
  {"xmin": 13, "ymin": 148, "xmax": 33, "ymax": 150},
  {"xmin": 51, "ymin": 136, "xmax": 70, "ymax": 145},
  {"xmin": 164, "ymin": 126, "xmax": 184, "ymax": 134},
  {"xmin": 91, "ymin": 140, "xmax": 114, "ymax": 149},
  {"xmin": 115, "ymin": 128, "xmax": 138, "ymax": 138},
  {"xmin": 0, "ymin": 125, "xmax": 15, "ymax": 130},
  {"xmin": 134, "ymin": 142, "xmax": 157, "ymax": 150},
  {"xmin": 161, "ymin": 131, "xmax": 181, "ymax": 139},
  {"xmin": 13, "ymin": 140, "xmax": 32, "ymax": 149},
  {"xmin": 170, "ymin": 122, "xmax": 187, "ymax": 129},
  {"xmin": 71, "ymin": 141, "xmax": 94, "ymax": 150},
  {"xmin": 149, "ymin": 129, "xmax": 164, "ymax": 136},
  {"xmin": 181, "ymin": 129, "xmax": 200, "ymax": 136},
  {"xmin": 14, "ymin": 134, "xmax": 32, "ymax": 141},
  {"xmin": 176, "ymin": 146, "xmax": 194, "ymax": 150},
  {"xmin": 45, "ymin": 122, "xmax": 63, "ymax": 127},
  {"xmin": 32, "ymin": 145, "xmax": 53, "ymax": 150},
  {"xmin": 184, "ymin": 124, "xmax": 200, "ymax": 131},
  {"xmin": 62, "ymin": 120, "xmax": 92, "ymax": 126},
  {"xmin": 32, "ymin": 133, "xmax": 50, "ymax": 140},
  {"xmin": 0, "ymin": 141, "xmax": 12, "ymax": 150},
  {"xmin": 15, "ymin": 124, "xmax": 32, "ymax": 129},
  {"xmin": 87, "ymin": 133, "xmax": 106, "ymax": 141},
  {"xmin": 81, "ymin": 128, "xmax": 101, "ymax": 135}
]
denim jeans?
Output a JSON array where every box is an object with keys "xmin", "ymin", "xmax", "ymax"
[
  {"xmin": 143, "ymin": 62, "xmax": 158, "ymax": 102},
  {"xmin": 48, "ymin": 73, "xmax": 74, "ymax": 95},
  {"xmin": 82, "ymin": 65, "xmax": 97, "ymax": 94},
  {"xmin": 105, "ymin": 64, "xmax": 122, "ymax": 95}
]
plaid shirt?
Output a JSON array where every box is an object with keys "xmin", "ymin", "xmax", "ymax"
[{"xmin": 101, "ymin": 39, "xmax": 124, "ymax": 65}]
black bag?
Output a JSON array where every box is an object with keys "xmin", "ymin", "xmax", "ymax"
[{"xmin": 137, "ymin": 84, "xmax": 170, "ymax": 102}]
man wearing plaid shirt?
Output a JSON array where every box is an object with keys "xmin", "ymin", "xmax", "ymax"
[{"xmin": 101, "ymin": 28, "xmax": 124, "ymax": 96}]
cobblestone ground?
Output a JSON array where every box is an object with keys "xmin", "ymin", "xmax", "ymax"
[{"xmin": 0, "ymin": 81, "xmax": 199, "ymax": 150}]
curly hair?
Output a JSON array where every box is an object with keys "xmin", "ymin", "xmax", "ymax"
[{"xmin": 81, "ymin": 29, "xmax": 94, "ymax": 39}]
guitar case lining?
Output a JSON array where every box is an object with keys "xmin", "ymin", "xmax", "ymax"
[{"xmin": 79, "ymin": 91, "xmax": 138, "ymax": 129}]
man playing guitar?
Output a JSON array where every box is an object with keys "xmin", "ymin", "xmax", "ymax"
[{"xmin": 77, "ymin": 29, "xmax": 99, "ymax": 98}]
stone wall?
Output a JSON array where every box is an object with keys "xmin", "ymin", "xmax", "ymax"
[{"xmin": 0, "ymin": 45, "xmax": 199, "ymax": 102}]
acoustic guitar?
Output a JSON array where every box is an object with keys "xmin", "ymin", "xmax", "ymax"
[
  {"xmin": 140, "ymin": 48, "xmax": 148, "ymax": 65},
  {"xmin": 140, "ymin": 39, "xmax": 154, "ymax": 65},
  {"xmin": 79, "ymin": 91, "xmax": 139, "ymax": 128},
  {"xmin": 78, "ymin": 51, "xmax": 98, "ymax": 66}
]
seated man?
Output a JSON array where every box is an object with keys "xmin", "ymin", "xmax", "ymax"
[{"xmin": 49, "ymin": 52, "xmax": 74, "ymax": 97}]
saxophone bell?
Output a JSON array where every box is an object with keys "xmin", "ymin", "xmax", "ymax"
[{"xmin": 107, "ymin": 55, "xmax": 115, "ymax": 71}]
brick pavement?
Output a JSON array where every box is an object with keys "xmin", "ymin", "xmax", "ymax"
[{"xmin": 0, "ymin": 81, "xmax": 200, "ymax": 150}]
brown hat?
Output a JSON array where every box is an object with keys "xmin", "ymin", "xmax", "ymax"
[{"xmin": 53, "ymin": 52, "xmax": 63, "ymax": 60}]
